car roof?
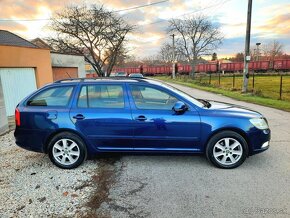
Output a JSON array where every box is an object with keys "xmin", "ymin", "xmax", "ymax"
[{"xmin": 52, "ymin": 77, "xmax": 164, "ymax": 86}]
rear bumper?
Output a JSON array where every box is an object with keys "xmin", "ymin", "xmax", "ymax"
[{"xmin": 14, "ymin": 128, "xmax": 48, "ymax": 153}]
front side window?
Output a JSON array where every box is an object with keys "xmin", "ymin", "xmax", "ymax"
[
  {"xmin": 27, "ymin": 86, "xmax": 73, "ymax": 107},
  {"xmin": 78, "ymin": 84, "xmax": 124, "ymax": 108},
  {"xmin": 130, "ymin": 85, "xmax": 178, "ymax": 110}
]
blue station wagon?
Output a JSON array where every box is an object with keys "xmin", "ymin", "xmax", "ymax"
[{"xmin": 14, "ymin": 78, "xmax": 270, "ymax": 169}]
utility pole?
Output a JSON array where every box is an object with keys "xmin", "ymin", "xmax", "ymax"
[
  {"xmin": 242, "ymin": 0, "xmax": 253, "ymax": 93},
  {"xmin": 170, "ymin": 34, "xmax": 176, "ymax": 79}
]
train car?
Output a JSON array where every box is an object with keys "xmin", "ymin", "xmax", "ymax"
[
  {"xmin": 220, "ymin": 62, "xmax": 243, "ymax": 72},
  {"xmin": 116, "ymin": 67, "xmax": 140, "ymax": 74},
  {"xmin": 143, "ymin": 65, "xmax": 172, "ymax": 76},
  {"xmin": 195, "ymin": 63, "xmax": 218, "ymax": 73},
  {"xmin": 178, "ymin": 64, "xmax": 192, "ymax": 74},
  {"xmin": 249, "ymin": 61, "xmax": 270, "ymax": 71},
  {"xmin": 113, "ymin": 58, "xmax": 290, "ymax": 76},
  {"xmin": 273, "ymin": 59, "xmax": 290, "ymax": 71}
]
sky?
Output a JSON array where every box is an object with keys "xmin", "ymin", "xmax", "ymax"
[{"xmin": 0, "ymin": 0, "xmax": 289, "ymax": 59}]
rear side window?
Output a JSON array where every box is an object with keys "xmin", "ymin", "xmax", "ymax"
[
  {"xmin": 78, "ymin": 84, "xmax": 124, "ymax": 108},
  {"xmin": 27, "ymin": 86, "xmax": 74, "ymax": 107}
]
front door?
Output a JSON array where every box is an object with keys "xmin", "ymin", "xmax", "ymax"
[
  {"xmin": 128, "ymin": 84, "xmax": 201, "ymax": 151},
  {"xmin": 70, "ymin": 83, "xmax": 134, "ymax": 151}
]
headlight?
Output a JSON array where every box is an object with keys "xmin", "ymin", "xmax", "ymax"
[{"xmin": 250, "ymin": 118, "xmax": 269, "ymax": 130}]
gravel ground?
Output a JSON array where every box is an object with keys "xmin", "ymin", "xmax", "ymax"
[
  {"xmin": 0, "ymin": 83, "xmax": 289, "ymax": 217},
  {"xmin": 0, "ymin": 131, "xmax": 119, "ymax": 217}
]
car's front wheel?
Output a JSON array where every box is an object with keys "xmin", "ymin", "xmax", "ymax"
[
  {"xmin": 48, "ymin": 132, "xmax": 87, "ymax": 169},
  {"xmin": 206, "ymin": 131, "xmax": 248, "ymax": 169}
]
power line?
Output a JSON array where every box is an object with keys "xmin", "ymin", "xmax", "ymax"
[
  {"xmin": 141, "ymin": 0, "xmax": 231, "ymax": 26},
  {"xmin": 113, "ymin": 0, "xmax": 169, "ymax": 13},
  {"xmin": 0, "ymin": 18, "xmax": 50, "ymax": 22},
  {"xmin": 0, "ymin": 0, "xmax": 169, "ymax": 22},
  {"xmin": 130, "ymin": 0, "xmax": 230, "ymax": 45}
]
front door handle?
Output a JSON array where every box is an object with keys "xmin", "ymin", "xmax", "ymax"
[
  {"xmin": 135, "ymin": 115, "xmax": 147, "ymax": 121},
  {"xmin": 73, "ymin": 114, "xmax": 85, "ymax": 120}
]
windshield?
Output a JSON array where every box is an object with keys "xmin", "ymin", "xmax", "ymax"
[{"xmin": 162, "ymin": 83, "xmax": 204, "ymax": 108}]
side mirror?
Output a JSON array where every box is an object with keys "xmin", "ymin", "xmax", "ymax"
[{"xmin": 172, "ymin": 101, "xmax": 188, "ymax": 114}]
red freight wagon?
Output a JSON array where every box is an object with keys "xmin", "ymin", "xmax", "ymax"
[
  {"xmin": 127, "ymin": 67, "xmax": 140, "ymax": 74},
  {"xmin": 116, "ymin": 67, "xmax": 140, "ymax": 74},
  {"xmin": 178, "ymin": 65, "xmax": 192, "ymax": 74},
  {"xmin": 249, "ymin": 61, "xmax": 270, "ymax": 71},
  {"xmin": 273, "ymin": 59, "xmax": 290, "ymax": 70},
  {"xmin": 220, "ymin": 62, "xmax": 243, "ymax": 72},
  {"xmin": 195, "ymin": 63, "xmax": 217, "ymax": 73},
  {"xmin": 142, "ymin": 66, "xmax": 158, "ymax": 75}
]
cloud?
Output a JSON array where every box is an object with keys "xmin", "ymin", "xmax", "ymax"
[
  {"xmin": 0, "ymin": 0, "xmax": 289, "ymax": 58},
  {"xmin": 257, "ymin": 13, "xmax": 290, "ymax": 36},
  {"xmin": 0, "ymin": 21, "xmax": 28, "ymax": 33}
]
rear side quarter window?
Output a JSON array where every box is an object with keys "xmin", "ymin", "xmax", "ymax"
[{"xmin": 27, "ymin": 86, "xmax": 74, "ymax": 107}]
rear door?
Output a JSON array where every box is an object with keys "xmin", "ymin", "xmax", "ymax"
[{"xmin": 70, "ymin": 83, "xmax": 134, "ymax": 151}]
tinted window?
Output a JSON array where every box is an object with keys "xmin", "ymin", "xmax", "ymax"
[
  {"xmin": 130, "ymin": 85, "xmax": 178, "ymax": 110},
  {"xmin": 27, "ymin": 86, "xmax": 73, "ymax": 106},
  {"xmin": 78, "ymin": 84, "xmax": 124, "ymax": 108}
]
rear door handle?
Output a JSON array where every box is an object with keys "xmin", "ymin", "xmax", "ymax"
[
  {"xmin": 73, "ymin": 114, "xmax": 85, "ymax": 120},
  {"xmin": 47, "ymin": 111, "xmax": 57, "ymax": 120},
  {"xmin": 135, "ymin": 115, "xmax": 147, "ymax": 121}
]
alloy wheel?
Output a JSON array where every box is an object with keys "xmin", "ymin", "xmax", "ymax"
[
  {"xmin": 213, "ymin": 137, "xmax": 243, "ymax": 166},
  {"xmin": 52, "ymin": 139, "xmax": 80, "ymax": 166}
]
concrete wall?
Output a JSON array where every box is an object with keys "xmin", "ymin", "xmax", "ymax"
[
  {"xmin": 0, "ymin": 45, "xmax": 53, "ymax": 88},
  {"xmin": 51, "ymin": 53, "xmax": 86, "ymax": 78}
]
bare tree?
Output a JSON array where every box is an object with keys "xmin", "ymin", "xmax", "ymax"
[
  {"xmin": 46, "ymin": 5, "xmax": 134, "ymax": 76},
  {"xmin": 158, "ymin": 42, "xmax": 187, "ymax": 63},
  {"xmin": 168, "ymin": 15, "xmax": 223, "ymax": 73},
  {"xmin": 142, "ymin": 55, "xmax": 164, "ymax": 65},
  {"xmin": 262, "ymin": 40, "xmax": 284, "ymax": 60}
]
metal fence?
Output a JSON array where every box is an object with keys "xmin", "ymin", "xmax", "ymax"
[{"xmin": 177, "ymin": 73, "xmax": 290, "ymax": 101}]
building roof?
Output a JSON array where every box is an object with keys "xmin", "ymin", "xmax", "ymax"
[
  {"xmin": 0, "ymin": 30, "xmax": 38, "ymax": 48},
  {"xmin": 31, "ymin": 38, "xmax": 51, "ymax": 49}
]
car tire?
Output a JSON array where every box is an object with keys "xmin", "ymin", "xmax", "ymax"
[
  {"xmin": 48, "ymin": 132, "xmax": 87, "ymax": 169},
  {"xmin": 206, "ymin": 131, "xmax": 248, "ymax": 169}
]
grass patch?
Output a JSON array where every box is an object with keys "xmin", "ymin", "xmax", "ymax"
[{"xmin": 156, "ymin": 76, "xmax": 290, "ymax": 112}]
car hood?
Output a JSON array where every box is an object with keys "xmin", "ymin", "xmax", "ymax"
[{"xmin": 205, "ymin": 100, "xmax": 263, "ymax": 118}]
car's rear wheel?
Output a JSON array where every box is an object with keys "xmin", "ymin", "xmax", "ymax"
[
  {"xmin": 206, "ymin": 131, "xmax": 248, "ymax": 169},
  {"xmin": 48, "ymin": 132, "xmax": 87, "ymax": 169}
]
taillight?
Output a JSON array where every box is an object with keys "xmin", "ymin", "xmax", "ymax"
[{"xmin": 15, "ymin": 108, "xmax": 21, "ymax": 126}]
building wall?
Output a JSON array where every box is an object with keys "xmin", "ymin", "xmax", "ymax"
[
  {"xmin": 0, "ymin": 45, "xmax": 53, "ymax": 87},
  {"xmin": 0, "ymin": 77, "xmax": 8, "ymax": 134},
  {"xmin": 51, "ymin": 53, "xmax": 85, "ymax": 78},
  {"xmin": 52, "ymin": 67, "xmax": 78, "ymax": 81}
]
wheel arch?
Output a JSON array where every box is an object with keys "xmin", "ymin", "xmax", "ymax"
[
  {"xmin": 43, "ymin": 128, "xmax": 89, "ymax": 153},
  {"xmin": 204, "ymin": 127, "xmax": 252, "ymax": 155}
]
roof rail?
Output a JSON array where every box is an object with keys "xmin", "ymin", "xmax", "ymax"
[
  {"xmin": 54, "ymin": 78, "xmax": 85, "ymax": 83},
  {"xmin": 53, "ymin": 77, "xmax": 149, "ymax": 83}
]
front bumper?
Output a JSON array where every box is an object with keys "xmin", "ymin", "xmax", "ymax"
[{"xmin": 249, "ymin": 129, "xmax": 271, "ymax": 155}]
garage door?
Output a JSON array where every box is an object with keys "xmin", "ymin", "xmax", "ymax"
[
  {"xmin": 0, "ymin": 68, "xmax": 37, "ymax": 116},
  {"xmin": 52, "ymin": 67, "xmax": 78, "ymax": 81}
]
